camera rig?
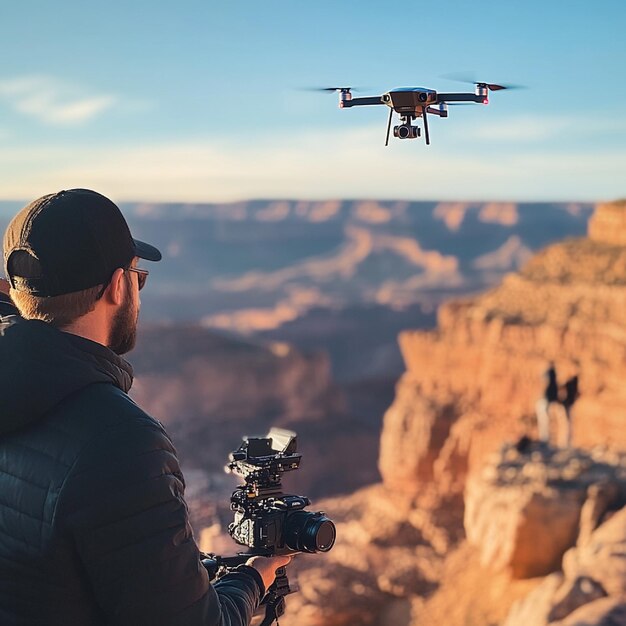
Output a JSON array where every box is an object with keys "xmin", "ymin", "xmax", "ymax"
[{"xmin": 202, "ymin": 428, "xmax": 336, "ymax": 626}]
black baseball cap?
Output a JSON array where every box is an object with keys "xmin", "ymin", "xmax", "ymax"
[{"xmin": 3, "ymin": 188, "xmax": 161, "ymax": 297}]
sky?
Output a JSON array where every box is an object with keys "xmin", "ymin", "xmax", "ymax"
[{"xmin": 0, "ymin": 0, "xmax": 625, "ymax": 203}]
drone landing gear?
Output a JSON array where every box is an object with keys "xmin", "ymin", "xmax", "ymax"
[
  {"xmin": 421, "ymin": 106, "xmax": 430, "ymax": 145},
  {"xmin": 385, "ymin": 107, "xmax": 393, "ymax": 146}
]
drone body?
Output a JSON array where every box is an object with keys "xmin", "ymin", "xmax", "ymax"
[{"xmin": 324, "ymin": 81, "xmax": 510, "ymax": 146}]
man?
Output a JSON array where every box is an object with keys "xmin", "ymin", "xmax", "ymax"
[{"xmin": 0, "ymin": 189, "xmax": 289, "ymax": 625}]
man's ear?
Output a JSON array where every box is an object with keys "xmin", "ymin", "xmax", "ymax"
[{"xmin": 103, "ymin": 268, "xmax": 127, "ymax": 306}]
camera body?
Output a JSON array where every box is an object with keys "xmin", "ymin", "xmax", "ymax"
[{"xmin": 226, "ymin": 428, "xmax": 335, "ymax": 557}]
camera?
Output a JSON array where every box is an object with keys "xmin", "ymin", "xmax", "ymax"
[
  {"xmin": 394, "ymin": 124, "xmax": 420, "ymax": 139},
  {"xmin": 226, "ymin": 428, "xmax": 336, "ymax": 556}
]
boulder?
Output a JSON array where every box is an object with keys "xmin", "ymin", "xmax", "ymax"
[
  {"xmin": 504, "ymin": 506, "xmax": 626, "ymax": 626},
  {"xmin": 464, "ymin": 443, "xmax": 626, "ymax": 579}
]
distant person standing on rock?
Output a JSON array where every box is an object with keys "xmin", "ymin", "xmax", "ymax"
[
  {"xmin": 536, "ymin": 362, "xmax": 559, "ymax": 443},
  {"xmin": 559, "ymin": 375, "xmax": 580, "ymax": 448}
]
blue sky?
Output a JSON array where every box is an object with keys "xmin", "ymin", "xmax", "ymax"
[{"xmin": 0, "ymin": 0, "xmax": 624, "ymax": 202}]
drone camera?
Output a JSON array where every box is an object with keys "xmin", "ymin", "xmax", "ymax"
[
  {"xmin": 418, "ymin": 92, "xmax": 428, "ymax": 103},
  {"xmin": 394, "ymin": 124, "xmax": 420, "ymax": 140}
]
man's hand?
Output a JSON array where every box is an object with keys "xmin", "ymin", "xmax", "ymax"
[
  {"xmin": 246, "ymin": 555, "xmax": 292, "ymax": 592},
  {"xmin": 0, "ymin": 279, "xmax": 9, "ymax": 296}
]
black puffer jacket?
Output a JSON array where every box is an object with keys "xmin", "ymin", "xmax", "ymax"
[
  {"xmin": 0, "ymin": 292, "xmax": 14, "ymax": 316},
  {"xmin": 0, "ymin": 315, "xmax": 263, "ymax": 625}
]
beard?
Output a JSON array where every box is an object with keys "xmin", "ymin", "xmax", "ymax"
[{"xmin": 109, "ymin": 293, "xmax": 138, "ymax": 355}]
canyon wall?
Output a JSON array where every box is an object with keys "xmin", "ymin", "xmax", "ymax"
[
  {"xmin": 380, "ymin": 202, "xmax": 626, "ymax": 497},
  {"xmin": 280, "ymin": 200, "xmax": 626, "ymax": 626},
  {"xmin": 129, "ymin": 324, "xmax": 381, "ymax": 524}
]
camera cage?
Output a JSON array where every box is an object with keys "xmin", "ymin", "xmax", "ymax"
[
  {"xmin": 204, "ymin": 427, "xmax": 336, "ymax": 626},
  {"xmin": 227, "ymin": 428, "xmax": 302, "ymax": 487}
]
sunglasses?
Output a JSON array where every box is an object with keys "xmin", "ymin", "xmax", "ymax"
[{"xmin": 126, "ymin": 267, "xmax": 149, "ymax": 291}]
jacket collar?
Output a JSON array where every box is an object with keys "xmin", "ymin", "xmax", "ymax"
[{"xmin": 0, "ymin": 318, "xmax": 134, "ymax": 435}]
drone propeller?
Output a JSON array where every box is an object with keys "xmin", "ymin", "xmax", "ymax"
[
  {"xmin": 471, "ymin": 80, "xmax": 522, "ymax": 91},
  {"xmin": 482, "ymin": 83, "xmax": 514, "ymax": 91},
  {"xmin": 441, "ymin": 72, "xmax": 524, "ymax": 91},
  {"xmin": 304, "ymin": 86, "xmax": 364, "ymax": 93}
]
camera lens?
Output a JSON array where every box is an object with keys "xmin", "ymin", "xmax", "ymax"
[
  {"xmin": 285, "ymin": 511, "xmax": 336, "ymax": 553},
  {"xmin": 397, "ymin": 125, "xmax": 411, "ymax": 139}
]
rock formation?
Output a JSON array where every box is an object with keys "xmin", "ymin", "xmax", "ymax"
[
  {"xmin": 588, "ymin": 199, "xmax": 626, "ymax": 246},
  {"xmin": 380, "ymin": 207, "xmax": 626, "ymax": 497},
  {"xmin": 277, "ymin": 200, "xmax": 626, "ymax": 625},
  {"xmin": 465, "ymin": 442, "xmax": 626, "ymax": 579},
  {"xmin": 277, "ymin": 442, "xmax": 626, "ymax": 626},
  {"xmin": 503, "ymin": 504, "xmax": 626, "ymax": 625}
]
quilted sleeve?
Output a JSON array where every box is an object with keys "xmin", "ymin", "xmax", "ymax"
[
  {"xmin": 0, "ymin": 291, "xmax": 17, "ymax": 317},
  {"xmin": 56, "ymin": 409, "xmax": 262, "ymax": 626}
]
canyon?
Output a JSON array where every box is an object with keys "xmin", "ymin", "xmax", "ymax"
[
  {"xmin": 1, "ymin": 190, "xmax": 622, "ymax": 624},
  {"xmin": 276, "ymin": 200, "xmax": 626, "ymax": 625},
  {"xmin": 4, "ymin": 196, "xmax": 615, "ymax": 624}
]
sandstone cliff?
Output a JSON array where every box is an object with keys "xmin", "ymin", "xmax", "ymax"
[
  {"xmin": 380, "ymin": 202, "xmax": 626, "ymax": 497},
  {"xmin": 275, "ymin": 200, "xmax": 626, "ymax": 625}
]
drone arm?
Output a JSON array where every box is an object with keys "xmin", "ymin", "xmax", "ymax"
[
  {"xmin": 437, "ymin": 93, "xmax": 484, "ymax": 103},
  {"xmin": 426, "ymin": 106, "xmax": 447, "ymax": 118},
  {"xmin": 341, "ymin": 96, "xmax": 385, "ymax": 108}
]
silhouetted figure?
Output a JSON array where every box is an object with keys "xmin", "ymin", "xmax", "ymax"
[
  {"xmin": 536, "ymin": 363, "xmax": 558, "ymax": 443},
  {"xmin": 559, "ymin": 375, "xmax": 580, "ymax": 448},
  {"xmin": 515, "ymin": 434, "xmax": 533, "ymax": 454}
]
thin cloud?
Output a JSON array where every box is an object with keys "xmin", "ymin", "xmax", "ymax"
[
  {"xmin": 0, "ymin": 124, "xmax": 624, "ymax": 202},
  {"xmin": 466, "ymin": 114, "xmax": 626, "ymax": 143},
  {"xmin": 0, "ymin": 75, "xmax": 117, "ymax": 125},
  {"xmin": 468, "ymin": 115, "xmax": 572, "ymax": 142}
]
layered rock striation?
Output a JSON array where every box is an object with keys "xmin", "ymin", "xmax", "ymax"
[
  {"xmin": 380, "ymin": 210, "xmax": 626, "ymax": 497},
  {"xmin": 588, "ymin": 199, "xmax": 626, "ymax": 246}
]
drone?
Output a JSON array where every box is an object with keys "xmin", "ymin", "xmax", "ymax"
[{"xmin": 317, "ymin": 80, "xmax": 516, "ymax": 146}]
